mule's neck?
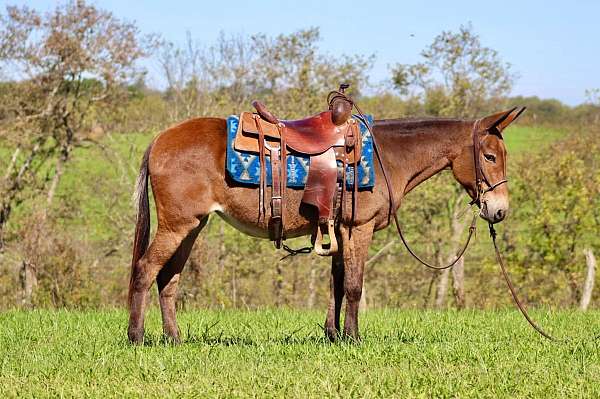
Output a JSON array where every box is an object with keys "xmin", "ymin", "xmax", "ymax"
[{"xmin": 373, "ymin": 118, "xmax": 471, "ymax": 200}]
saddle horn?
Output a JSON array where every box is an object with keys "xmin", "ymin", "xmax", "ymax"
[{"xmin": 328, "ymin": 83, "xmax": 353, "ymax": 126}]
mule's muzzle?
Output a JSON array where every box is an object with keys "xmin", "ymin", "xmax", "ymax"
[{"xmin": 480, "ymin": 200, "xmax": 508, "ymax": 224}]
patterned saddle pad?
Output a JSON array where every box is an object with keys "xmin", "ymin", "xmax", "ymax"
[{"xmin": 226, "ymin": 114, "xmax": 375, "ymax": 189}]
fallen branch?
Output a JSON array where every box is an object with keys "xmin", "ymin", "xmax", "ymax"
[{"xmin": 365, "ymin": 241, "xmax": 396, "ymax": 268}]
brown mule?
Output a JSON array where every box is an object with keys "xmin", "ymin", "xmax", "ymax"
[{"xmin": 127, "ymin": 109, "xmax": 524, "ymax": 344}]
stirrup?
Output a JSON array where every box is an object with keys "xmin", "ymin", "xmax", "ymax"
[{"xmin": 314, "ymin": 219, "xmax": 338, "ymax": 256}]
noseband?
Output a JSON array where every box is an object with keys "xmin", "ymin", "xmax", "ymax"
[{"xmin": 470, "ymin": 119, "xmax": 508, "ymax": 206}]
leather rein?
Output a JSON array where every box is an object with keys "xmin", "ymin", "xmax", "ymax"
[
  {"xmin": 390, "ymin": 119, "xmax": 510, "ymax": 271},
  {"xmin": 341, "ymin": 93, "xmax": 556, "ymax": 340}
]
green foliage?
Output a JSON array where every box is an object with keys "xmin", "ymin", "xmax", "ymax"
[
  {"xmin": 391, "ymin": 24, "xmax": 514, "ymax": 117},
  {"xmin": 0, "ymin": 14, "xmax": 596, "ymax": 312},
  {"xmin": 249, "ymin": 28, "xmax": 373, "ymax": 118},
  {"xmin": 0, "ymin": 0, "xmax": 154, "ymax": 248},
  {"xmin": 508, "ymin": 131, "xmax": 600, "ymax": 304},
  {"xmin": 1, "ymin": 309, "xmax": 599, "ymax": 397}
]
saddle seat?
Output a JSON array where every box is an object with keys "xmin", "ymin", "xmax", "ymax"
[{"xmin": 283, "ymin": 112, "xmax": 347, "ymax": 154}]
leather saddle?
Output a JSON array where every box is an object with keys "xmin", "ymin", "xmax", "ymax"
[{"xmin": 233, "ymin": 84, "xmax": 362, "ymax": 256}]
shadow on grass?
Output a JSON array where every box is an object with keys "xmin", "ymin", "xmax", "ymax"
[
  {"xmin": 184, "ymin": 333, "xmax": 331, "ymax": 347},
  {"xmin": 136, "ymin": 328, "xmax": 433, "ymax": 347}
]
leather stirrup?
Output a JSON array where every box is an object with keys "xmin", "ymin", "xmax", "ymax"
[{"xmin": 314, "ymin": 219, "xmax": 338, "ymax": 256}]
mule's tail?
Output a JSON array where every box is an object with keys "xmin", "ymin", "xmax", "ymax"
[{"xmin": 128, "ymin": 143, "xmax": 153, "ymax": 308}]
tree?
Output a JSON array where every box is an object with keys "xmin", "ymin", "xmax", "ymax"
[
  {"xmin": 158, "ymin": 31, "xmax": 254, "ymax": 121},
  {"xmin": 0, "ymin": 1, "xmax": 153, "ymax": 244},
  {"xmin": 250, "ymin": 28, "xmax": 373, "ymax": 118},
  {"xmin": 158, "ymin": 28, "xmax": 374, "ymax": 122},
  {"xmin": 391, "ymin": 23, "xmax": 515, "ymax": 118},
  {"xmin": 583, "ymin": 89, "xmax": 600, "ymax": 125},
  {"xmin": 0, "ymin": 1, "xmax": 154, "ymax": 305},
  {"xmin": 509, "ymin": 133, "xmax": 600, "ymax": 306},
  {"xmin": 390, "ymin": 25, "xmax": 515, "ymax": 307}
]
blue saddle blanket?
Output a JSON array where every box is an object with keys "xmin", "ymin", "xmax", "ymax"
[{"xmin": 226, "ymin": 114, "xmax": 375, "ymax": 189}]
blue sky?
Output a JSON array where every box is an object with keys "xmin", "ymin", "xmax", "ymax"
[{"xmin": 6, "ymin": 0, "xmax": 600, "ymax": 105}]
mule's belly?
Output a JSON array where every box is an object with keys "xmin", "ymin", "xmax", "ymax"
[{"xmin": 214, "ymin": 186, "xmax": 316, "ymax": 239}]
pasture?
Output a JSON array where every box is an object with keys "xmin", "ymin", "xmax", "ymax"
[{"xmin": 1, "ymin": 309, "xmax": 599, "ymax": 397}]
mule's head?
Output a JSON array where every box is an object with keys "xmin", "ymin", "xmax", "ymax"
[{"xmin": 452, "ymin": 107, "xmax": 526, "ymax": 224}]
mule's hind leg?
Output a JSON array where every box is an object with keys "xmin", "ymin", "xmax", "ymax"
[
  {"xmin": 341, "ymin": 221, "xmax": 374, "ymax": 340},
  {"xmin": 324, "ymin": 248, "xmax": 345, "ymax": 341},
  {"xmin": 128, "ymin": 220, "xmax": 200, "ymax": 344},
  {"xmin": 157, "ymin": 217, "xmax": 207, "ymax": 342}
]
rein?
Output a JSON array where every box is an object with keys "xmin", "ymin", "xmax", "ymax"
[
  {"xmin": 488, "ymin": 223, "xmax": 555, "ymax": 340},
  {"xmin": 337, "ymin": 91, "xmax": 556, "ymax": 340},
  {"xmin": 356, "ymin": 103, "xmax": 487, "ymax": 270}
]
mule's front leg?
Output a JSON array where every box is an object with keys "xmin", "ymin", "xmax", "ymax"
[
  {"xmin": 324, "ymin": 249, "xmax": 345, "ymax": 341},
  {"xmin": 341, "ymin": 222, "xmax": 374, "ymax": 340}
]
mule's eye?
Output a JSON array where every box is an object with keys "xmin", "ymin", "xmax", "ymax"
[{"xmin": 484, "ymin": 154, "xmax": 496, "ymax": 163}]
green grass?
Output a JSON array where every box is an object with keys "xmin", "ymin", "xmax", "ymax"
[
  {"xmin": 503, "ymin": 125, "xmax": 564, "ymax": 153},
  {"xmin": 1, "ymin": 309, "xmax": 599, "ymax": 398}
]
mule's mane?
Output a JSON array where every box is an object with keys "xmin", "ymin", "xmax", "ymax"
[{"xmin": 374, "ymin": 117, "xmax": 465, "ymax": 132}]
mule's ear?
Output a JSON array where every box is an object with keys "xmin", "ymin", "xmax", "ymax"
[
  {"xmin": 497, "ymin": 106, "xmax": 526, "ymax": 131},
  {"xmin": 480, "ymin": 107, "xmax": 526, "ymax": 133}
]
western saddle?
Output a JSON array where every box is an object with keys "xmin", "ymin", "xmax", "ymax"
[{"xmin": 234, "ymin": 84, "xmax": 362, "ymax": 256}]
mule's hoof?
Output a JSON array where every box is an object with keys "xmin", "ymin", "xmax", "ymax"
[
  {"xmin": 128, "ymin": 328, "xmax": 144, "ymax": 344},
  {"xmin": 324, "ymin": 327, "xmax": 339, "ymax": 342},
  {"xmin": 162, "ymin": 333, "xmax": 181, "ymax": 345}
]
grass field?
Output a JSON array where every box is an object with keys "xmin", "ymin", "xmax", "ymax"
[
  {"xmin": 503, "ymin": 125, "xmax": 565, "ymax": 152},
  {"xmin": 1, "ymin": 309, "xmax": 599, "ymax": 398}
]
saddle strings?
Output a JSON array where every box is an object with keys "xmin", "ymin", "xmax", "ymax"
[{"xmin": 280, "ymin": 243, "xmax": 313, "ymax": 261}]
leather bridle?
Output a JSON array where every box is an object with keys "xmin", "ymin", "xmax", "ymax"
[
  {"xmin": 470, "ymin": 119, "xmax": 508, "ymax": 207},
  {"xmin": 328, "ymin": 89, "xmax": 515, "ymax": 271},
  {"xmin": 359, "ymin": 115, "xmax": 508, "ymax": 271}
]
